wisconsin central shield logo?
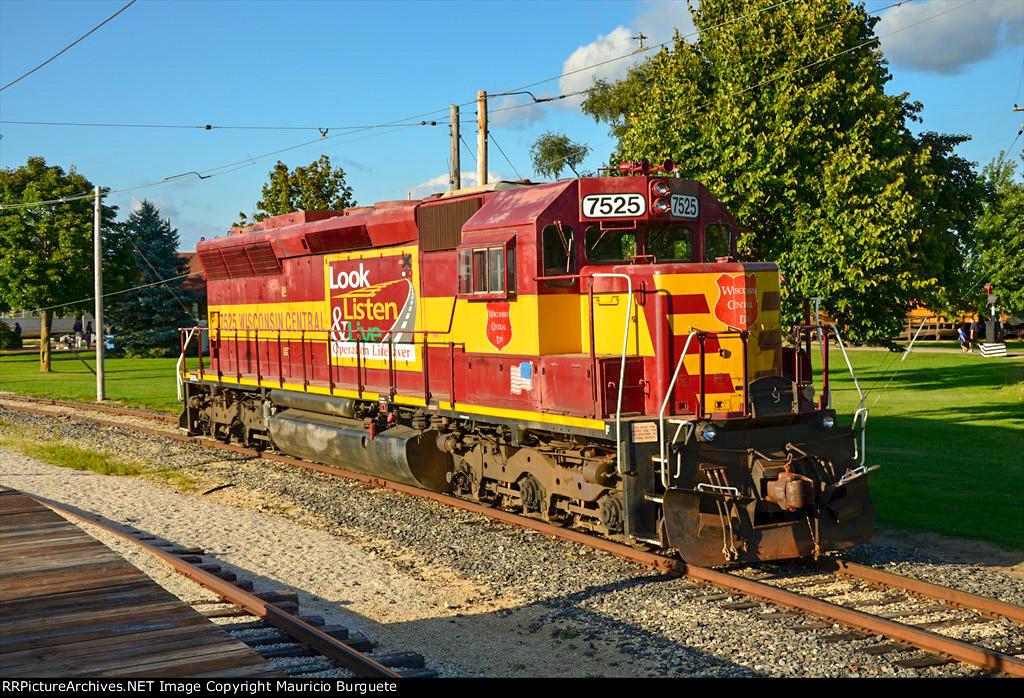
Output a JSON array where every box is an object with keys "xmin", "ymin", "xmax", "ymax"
[
  {"xmin": 486, "ymin": 302, "xmax": 512, "ymax": 350},
  {"xmin": 714, "ymin": 273, "xmax": 758, "ymax": 329}
]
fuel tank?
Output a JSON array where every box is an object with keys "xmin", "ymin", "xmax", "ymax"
[{"xmin": 267, "ymin": 408, "xmax": 451, "ymax": 492}]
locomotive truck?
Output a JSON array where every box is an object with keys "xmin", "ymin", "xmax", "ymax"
[{"xmin": 179, "ymin": 163, "xmax": 875, "ymax": 566}]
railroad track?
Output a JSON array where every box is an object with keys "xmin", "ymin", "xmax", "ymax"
[
  {"xmin": 31, "ymin": 494, "xmax": 435, "ymax": 678},
  {"xmin": 2, "ymin": 394, "xmax": 1022, "ymax": 677}
]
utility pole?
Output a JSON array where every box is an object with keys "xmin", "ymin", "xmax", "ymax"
[
  {"xmin": 477, "ymin": 90, "xmax": 488, "ymax": 187},
  {"xmin": 94, "ymin": 186, "xmax": 105, "ymax": 401},
  {"xmin": 449, "ymin": 104, "xmax": 460, "ymax": 192}
]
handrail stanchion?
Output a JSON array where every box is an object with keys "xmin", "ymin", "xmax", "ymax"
[
  {"xmin": 234, "ymin": 329, "xmax": 241, "ymax": 381},
  {"xmin": 330, "ymin": 333, "xmax": 337, "ymax": 396},
  {"xmin": 698, "ymin": 333, "xmax": 706, "ymax": 420},
  {"xmin": 176, "ymin": 328, "xmax": 197, "ymax": 402},
  {"xmin": 829, "ymin": 323, "xmax": 863, "ymax": 409},
  {"xmin": 277, "ymin": 330, "xmax": 283, "ymax": 388},
  {"xmin": 820, "ymin": 328, "xmax": 830, "ymax": 410},
  {"xmin": 657, "ymin": 332, "xmax": 697, "ymax": 488},
  {"xmin": 592, "ymin": 273, "xmax": 632, "ymax": 476},
  {"xmin": 354, "ymin": 334, "xmax": 361, "ymax": 397},
  {"xmin": 449, "ymin": 341, "xmax": 456, "ymax": 409},
  {"xmin": 216, "ymin": 328, "xmax": 223, "ymax": 381},
  {"xmin": 301, "ymin": 330, "xmax": 308, "ymax": 390},
  {"xmin": 388, "ymin": 334, "xmax": 396, "ymax": 399},
  {"xmin": 588, "ymin": 279, "xmax": 598, "ymax": 417},
  {"xmin": 198, "ymin": 328, "xmax": 204, "ymax": 379},
  {"xmin": 741, "ymin": 330, "xmax": 749, "ymax": 416},
  {"xmin": 422, "ymin": 334, "xmax": 430, "ymax": 403},
  {"xmin": 901, "ymin": 315, "xmax": 930, "ymax": 362},
  {"xmin": 254, "ymin": 329, "xmax": 261, "ymax": 387}
]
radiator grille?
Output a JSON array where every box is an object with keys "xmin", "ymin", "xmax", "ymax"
[{"xmin": 416, "ymin": 197, "xmax": 482, "ymax": 252}]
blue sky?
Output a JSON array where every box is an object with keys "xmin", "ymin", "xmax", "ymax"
[{"xmin": 1, "ymin": 0, "xmax": 1022, "ymax": 251}]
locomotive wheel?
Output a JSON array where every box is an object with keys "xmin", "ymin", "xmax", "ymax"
[
  {"xmin": 518, "ymin": 474, "xmax": 545, "ymax": 514},
  {"xmin": 598, "ymin": 494, "xmax": 625, "ymax": 533}
]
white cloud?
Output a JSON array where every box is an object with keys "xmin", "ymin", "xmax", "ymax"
[
  {"xmin": 877, "ymin": 0, "xmax": 1023, "ymax": 75},
  {"xmin": 404, "ymin": 170, "xmax": 503, "ymax": 200},
  {"xmin": 559, "ymin": 26, "xmax": 640, "ymax": 97},
  {"xmin": 557, "ymin": 2, "xmax": 697, "ymax": 99}
]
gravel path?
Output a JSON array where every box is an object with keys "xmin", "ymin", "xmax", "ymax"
[{"xmin": 2, "ymin": 405, "xmax": 1022, "ymax": 678}]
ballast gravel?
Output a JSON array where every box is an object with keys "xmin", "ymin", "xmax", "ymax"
[{"xmin": 1, "ymin": 405, "xmax": 1022, "ymax": 678}]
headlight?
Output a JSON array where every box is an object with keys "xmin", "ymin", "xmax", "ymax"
[
  {"xmin": 821, "ymin": 414, "xmax": 835, "ymax": 429},
  {"xmin": 652, "ymin": 197, "xmax": 671, "ymax": 215},
  {"xmin": 651, "ymin": 180, "xmax": 670, "ymax": 197},
  {"xmin": 699, "ymin": 423, "xmax": 718, "ymax": 442}
]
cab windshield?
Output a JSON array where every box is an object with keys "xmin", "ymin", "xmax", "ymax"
[{"xmin": 585, "ymin": 224, "xmax": 694, "ymax": 264}]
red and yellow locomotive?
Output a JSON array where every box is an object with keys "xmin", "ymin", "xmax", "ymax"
[{"xmin": 180, "ymin": 164, "xmax": 874, "ymax": 566}]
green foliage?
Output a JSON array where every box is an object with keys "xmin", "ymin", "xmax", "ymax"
[
  {"xmin": 973, "ymin": 152, "xmax": 1024, "ymax": 314},
  {"xmin": 0, "ymin": 322, "xmax": 22, "ymax": 349},
  {"xmin": 582, "ymin": 0, "xmax": 982, "ymax": 344},
  {"xmin": 0, "ymin": 157, "xmax": 126, "ymax": 369},
  {"xmin": 529, "ymin": 131, "xmax": 591, "ymax": 180},
  {"xmin": 239, "ymin": 154, "xmax": 356, "ymax": 223},
  {"xmin": 105, "ymin": 200, "xmax": 194, "ymax": 355}
]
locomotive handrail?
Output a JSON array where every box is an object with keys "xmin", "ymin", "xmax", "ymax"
[
  {"xmin": 826, "ymin": 323, "xmax": 863, "ymax": 409},
  {"xmin": 590, "ymin": 273, "xmax": 633, "ymax": 476},
  {"xmin": 176, "ymin": 328, "xmax": 197, "ymax": 401},
  {"xmin": 658, "ymin": 331, "xmax": 697, "ymax": 488},
  {"xmin": 178, "ymin": 326, "xmax": 466, "ymax": 408},
  {"xmin": 535, "ymin": 271, "xmax": 636, "ymax": 473}
]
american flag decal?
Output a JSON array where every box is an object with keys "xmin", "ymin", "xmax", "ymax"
[{"xmin": 511, "ymin": 361, "xmax": 533, "ymax": 395}]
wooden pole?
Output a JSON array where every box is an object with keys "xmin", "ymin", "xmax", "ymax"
[
  {"xmin": 449, "ymin": 104, "xmax": 460, "ymax": 192},
  {"xmin": 94, "ymin": 186, "xmax": 105, "ymax": 401},
  {"xmin": 477, "ymin": 90, "xmax": 487, "ymax": 187}
]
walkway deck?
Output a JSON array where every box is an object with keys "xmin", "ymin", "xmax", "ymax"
[{"xmin": 0, "ymin": 487, "xmax": 279, "ymax": 678}]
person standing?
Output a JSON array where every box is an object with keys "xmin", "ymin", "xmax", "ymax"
[
  {"xmin": 969, "ymin": 316, "xmax": 978, "ymax": 353},
  {"xmin": 13, "ymin": 322, "xmax": 21, "ymax": 338},
  {"xmin": 85, "ymin": 321, "xmax": 93, "ymax": 348},
  {"xmin": 73, "ymin": 317, "xmax": 83, "ymax": 348},
  {"xmin": 958, "ymin": 323, "xmax": 968, "ymax": 353}
]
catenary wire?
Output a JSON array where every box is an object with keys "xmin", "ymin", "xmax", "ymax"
[
  {"xmin": 0, "ymin": 0, "xmax": 138, "ymax": 93},
  {"xmin": 1, "ymin": 0, "xmax": 815, "ymax": 210}
]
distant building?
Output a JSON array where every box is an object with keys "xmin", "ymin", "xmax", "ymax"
[{"xmin": 178, "ymin": 252, "xmax": 207, "ymax": 319}]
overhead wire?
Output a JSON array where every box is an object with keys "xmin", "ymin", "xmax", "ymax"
[
  {"xmin": 29, "ymin": 271, "xmax": 200, "ymax": 315},
  {"xmin": 488, "ymin": 130, "xmax": 522, "ymax": 180},
  {"xmin": 530, "ymin": 0, "xmax": 959, "ymax": 176},
  {"xmin": 0, "ymin": 0, "xmax": 138, "ymax": 93},
  {"xmin": 2, "ymin": 0, "xmax": 813, "ymax": 210}
]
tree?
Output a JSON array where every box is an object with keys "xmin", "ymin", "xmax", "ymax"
[
  {"xmin": 582, "ymin": 0, "xmax": 981, "ymax": 343},
  {"xmin": 106, "ymin": 201, "xmax": 195, "ymax": 357},
  {"xmin": 973, "ymin": 152, "xmax": 1024, "ymax": 314},
  {"xmin": 239, "ymin": 155, "xmax": 356, "ymax": 224},
  {"xmin": 0, "ymin": 157, "xmax": 123, "ymax": 371},
  {"xmin": 529, "ymin": 131, "xmax": 591, "ymax": 180}
]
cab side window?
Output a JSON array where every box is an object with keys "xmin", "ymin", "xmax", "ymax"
[
  {"xmin": 542, "ymin": 224, "xmax": 575, "ymax": 276},
  {"xmin": 704, "ymin": 223, "xmax": 732, "ymax": 262},
  {"xmin": 458, "ymin": 244, "xmax": 515, "ymax": 295}
]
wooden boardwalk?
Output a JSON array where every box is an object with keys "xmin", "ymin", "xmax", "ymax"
[{"xmin": 0, "ymin": 488, "xmax": 280, "ymax": 678}]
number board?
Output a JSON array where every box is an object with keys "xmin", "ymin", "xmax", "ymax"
[
  {"xmin": 670, "ymin": 194, "xmax": 700, "ymax": 219},
  {"xmin": 581, "ymin": 193, "xmax": 646, "ymax": 218}
]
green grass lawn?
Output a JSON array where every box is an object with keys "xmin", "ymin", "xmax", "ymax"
[
  {"xmin": 817, "ymin": 347, "xmax": 1023, "ymax": 551},
  {"xmin": 0, "ymin": 350, "xmax": 180, "ymax": 413}
]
